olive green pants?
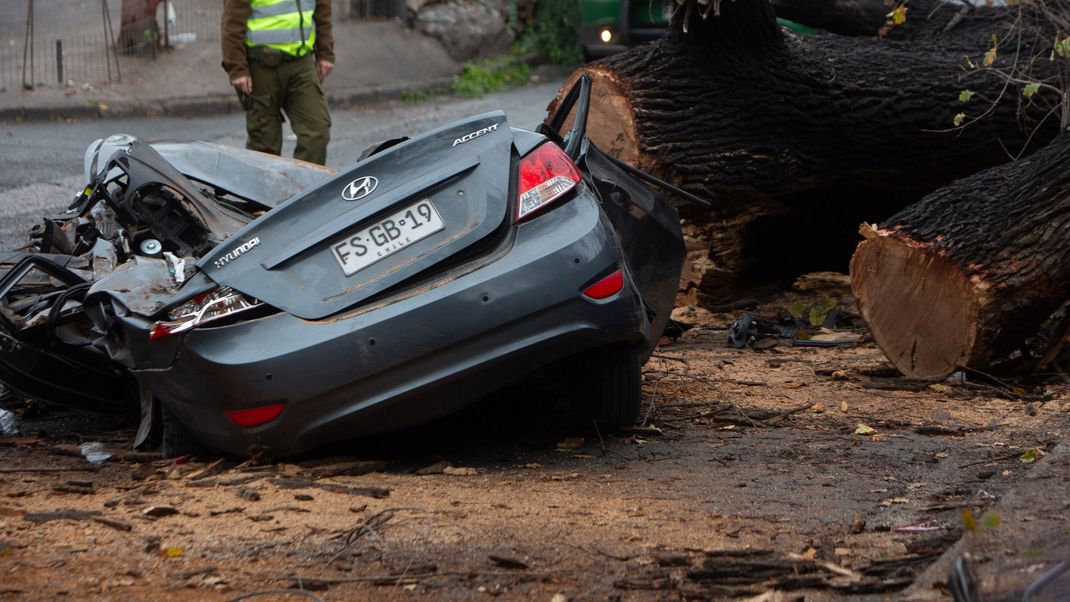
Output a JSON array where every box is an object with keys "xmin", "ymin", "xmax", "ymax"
[{"xmin": 246, "ymin": 53, "xmax": 331, "ymax": 165}]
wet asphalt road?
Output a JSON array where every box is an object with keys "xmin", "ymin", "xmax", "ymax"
[{"xmin": 0, "ymin": 81, "xmax": 562, "ymax": 247}]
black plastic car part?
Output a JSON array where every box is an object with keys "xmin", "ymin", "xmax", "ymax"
[{"xmin": 0, "ymin": 254, "xmax": 129, "ymax": 411}]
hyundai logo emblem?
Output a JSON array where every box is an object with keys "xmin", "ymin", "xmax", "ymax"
[{"xmin": 342, "ymin": 176, "xmax": 378, "ymax": 201}]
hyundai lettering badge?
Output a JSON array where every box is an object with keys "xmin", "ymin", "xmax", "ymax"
[{"xmin": 342, "ymin": 176, "xmax": 378, "ymax": 201}]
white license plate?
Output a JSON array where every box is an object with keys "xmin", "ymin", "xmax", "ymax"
[{"xmin": 330, "ymin": 199, "xmax": 445, "ymax": 276}]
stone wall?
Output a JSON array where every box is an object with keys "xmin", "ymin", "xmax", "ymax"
[{"xmin": 410, "ymin": 0, "xmax": 514, "ymax": 61}]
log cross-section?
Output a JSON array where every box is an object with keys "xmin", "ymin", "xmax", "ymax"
[{"xmin": 851, "ymin": 135, "xmax": 1070, "ymax": 378}]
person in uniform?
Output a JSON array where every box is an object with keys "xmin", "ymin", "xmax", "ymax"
[{"xmin": 222, "ymin": 0, "xmax": 333, "ymax": 165}]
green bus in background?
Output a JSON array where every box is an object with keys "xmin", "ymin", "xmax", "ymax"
[
  {"xmin": 578, "ymin": 0, "xmax": 674, "ymax": 60},
  {"xmin": 578, "ymin": 0, "xmax": 817, "ymax": 60}
]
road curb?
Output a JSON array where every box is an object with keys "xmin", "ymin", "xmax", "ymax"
[{"xmin": 0, "ymin": 76, "xmax": 456, "ymax": 123}]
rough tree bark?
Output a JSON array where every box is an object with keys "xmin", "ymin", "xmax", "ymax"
[
  {"xmin": 850, "ymin": 134, "xmax": 1070, "ymax": 378},
  {"xmin": 771, "ymin": 0, "xmax": 1023, "ymax": 44},
  {"xmin": 551, "ymin": 0, "xmax": 1058, "ymax": 301},
  {"xmin": 770, "ymin": 0, "xmax": 888, "ymax": 35}
]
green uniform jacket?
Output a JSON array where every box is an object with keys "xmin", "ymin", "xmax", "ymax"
[{"xmin": 221, "ymin": 0, "xmax": 334, "ymax": 81}]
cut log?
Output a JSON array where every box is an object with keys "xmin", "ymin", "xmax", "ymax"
[
  {"xmin": 550, "ymin": 0, "xmax": 1059, "ymax": 302},
  {"xmin": 850, "ymin": 134, "xmax": 1070, "ymax": 378}
]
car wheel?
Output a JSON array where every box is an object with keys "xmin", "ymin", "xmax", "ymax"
[
  {"xmin": 573, "ymin": 345, "xmax": 641, "ymax": 431},
  {"xmin": 161, "ymin": 405, "xmax": 208, "ymax": 458}
]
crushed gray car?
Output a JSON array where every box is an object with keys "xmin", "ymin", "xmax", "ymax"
[{"xmin": 0, "ymin": 77, "xmax": 695, "ymax": 458}]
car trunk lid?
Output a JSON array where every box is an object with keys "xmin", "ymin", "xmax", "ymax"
[{"xmin": 196, "ymin": 112, "xmax": 513, "ymax": 320}]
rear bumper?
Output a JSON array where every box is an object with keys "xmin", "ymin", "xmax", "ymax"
[{"xmin": 134, "ymin": 191, "xmax": 651, "ymax": 457}]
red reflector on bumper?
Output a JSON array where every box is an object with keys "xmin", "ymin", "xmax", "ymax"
[
  {"xmin": 583, "ymin": 270, "xmax": 624, "ymax": 300},
  {"xmin": 224, "ymin": 403, "xmax": 285, "ymax": 427}
]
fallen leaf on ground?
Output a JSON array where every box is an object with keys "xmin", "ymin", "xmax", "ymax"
[
  {"xmin": 981, "ymin": 512, "xmax": 1001, "ymax": 529},
  {"xmin": 556, "ymin": 437, "xmax": 585, "ymax": 450},
  {"xmin": 1019, "ymin": 449, "xmax": 1042, "ymax": 463},
  {"xmin": 442, "ymin": 466, "xmax": 478, "ymax": 476},
  {"xmin": 962, "ymin": 508, "xmax": 978, "ymax": 532},
  {"xmin": 855, "ymin": 423, "xmax": 877, "ymax": 435}
]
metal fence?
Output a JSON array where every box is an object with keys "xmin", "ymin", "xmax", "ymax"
[
  {"xmin": 0, "ymin": 0, "xmax": 397, "ymax": 91},
  {"xmin": 0, "ymin": 31, "xmax": 120, "ymax": 91}
]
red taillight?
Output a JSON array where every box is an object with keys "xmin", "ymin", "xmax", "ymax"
[
  {"xmin": 516, "ymin": 142, "xmax": 581, "ymax": 221},
  {"xmin": 224, "ymin": 403, "xmax": 285, "ymax": 427},
  {"xmin": 150, "ymin": 286, "xmax": 261, "ymax": 340},
  {"xmin": 583, "ymin": 270, "xmax": 624, "ymax": 300}
]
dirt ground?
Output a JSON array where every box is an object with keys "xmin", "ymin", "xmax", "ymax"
[{"xmin": 1, "ymin": 282, "xmax": 1068, "ymax": 601}]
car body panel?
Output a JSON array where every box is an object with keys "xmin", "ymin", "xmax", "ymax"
[
  {"xmin": 136, "ymin": 191, "xmax": 650, "ymax": 456},
  {"xmin": 198, "ymin": 112, "xmax": 513, "ymax": 320},
  {"xmin": 154, "ymin": 141, "xmax": 337, "ymax": 208}
]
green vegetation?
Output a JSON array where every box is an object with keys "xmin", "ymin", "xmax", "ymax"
[
  {"xmin": 452, "ymin": 56, "xmax": 532, "ymax": 97},
  {"xmin": 399, "ymin": 88, "xmax": 433, "ymax": 103},
  {"xmin": 449, "ymin": 0, "xmax": 583, "ymax": 98},
  {"xmin": 513, "ymin": 0, "xmax": 583, "ymax": 65}
]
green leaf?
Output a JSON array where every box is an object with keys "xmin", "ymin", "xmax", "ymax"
[
  {"xmin": 953, "ymin": 113, "xmax": 966, "ymax": 126},
  {"xmin": 958, "ymin": 89, "xmax": 974, "ymax": 103},
  {"xmin": 1023, "ymin": 83, "xmax": 1039, "ymax": 98},
  {"xmin": 1056, "ymin": 37, "xmax": 1070, "ymax": 58},
  {"xmin": 787, "ymin": 301, "xmax": 807, "ymax": 320},
  {"xmin": 1020, "ymin": 449, "xmax": 1040, "ymax": 463},
  {"xmin": 980, "ymin": 512, "xmax": 1001, "ymax": 529},
  {"xmin": 808, "ymin": 294, "xmax": 838, "ymax": 327},
  {"xmin": 890, "ymin": 5, "xmax": 907, "ymax": 25}
]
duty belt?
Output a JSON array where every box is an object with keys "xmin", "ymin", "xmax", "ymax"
[{"xmin": 247, "ymin": 46, "xmax": 310, "ymax": 66}]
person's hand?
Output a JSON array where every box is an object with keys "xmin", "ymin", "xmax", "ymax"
[
  {"xmin": 232, "ymin": 75, "xmax": 252, "ymax": 95},
  {"xmin": 317, "ymin": 60, "xmax": 333, "ymax": 82}
]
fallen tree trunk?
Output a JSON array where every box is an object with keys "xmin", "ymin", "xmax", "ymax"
[
  {"xmin": 850, "ymin": 134, "xmax": 1070, "ymax": 378},
  {"xmin": 552, "ymin": 0, "xmax": 1058, "ymax": 301},
  {"xmin": 770, "ymin": 0, "xmax": 888, "ymax": 36},
  {"xmin": 772, "ymin": 0, "xmax": 1023, "ymax": 45}
]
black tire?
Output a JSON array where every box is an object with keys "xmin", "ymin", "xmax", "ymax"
[
  {"xmin": 161, "ymin": 405, "xmax": 208, "ymax": 458},
  {"xmin": 572, "ymin": 345, "xmax": 641, "ymax": 431}
]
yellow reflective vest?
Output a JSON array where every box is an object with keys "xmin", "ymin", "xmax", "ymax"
[{"xmin": 245, "ymin": 0, "xmax": 315, "ymax": 57}]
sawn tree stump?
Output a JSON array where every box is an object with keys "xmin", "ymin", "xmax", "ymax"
[{"xmin": 850, "ymin": 135, "xmax": 1070, "ymax": 378}]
